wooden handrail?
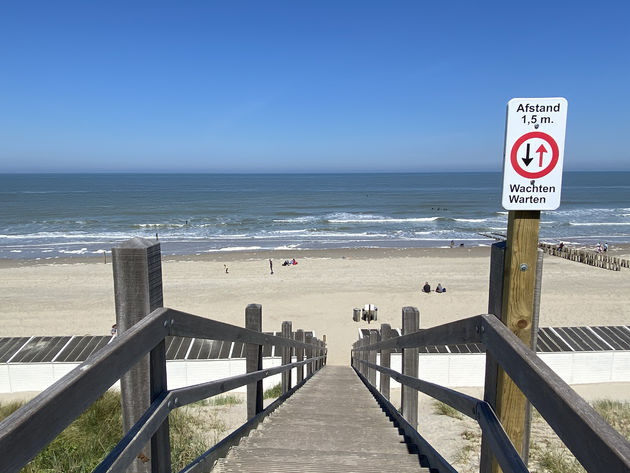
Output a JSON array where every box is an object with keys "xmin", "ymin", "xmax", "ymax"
[
  {"xmin": 354, "ymin": 314, "xmax": 482, "ymax": 352},
  {"xmin": 0, "ymin": 307, "xmax": 326, "ymax": 473},
  {"xmin": 481, "ymin": 314, "xmax": 630, "ymax": 472},
  {"xmin": 353, "ymin": 313, "xmax": 630, "ymax": 473},
  {"xmin": 359, "ymin": 359, "xmax": 528, "ymax": 473},
  {"xmin": 96, "ymin": 357, "xmax": 324, "ymax": 472}
]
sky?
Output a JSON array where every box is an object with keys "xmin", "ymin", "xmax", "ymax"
[{"xmin": 1, "ymin": 1, "xmax": 629, "ymax": 173}]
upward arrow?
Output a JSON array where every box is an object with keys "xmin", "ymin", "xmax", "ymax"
[{"xmin": 536, "ymin": 144, "xmax": 548, "ymax": 167}]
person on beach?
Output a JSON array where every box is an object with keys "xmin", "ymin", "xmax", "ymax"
[
  {"xmin": 224, "ymin": 264, "xmax": 229, "ymax": 274},
  {"xmin": 436, "ymin": 283, "xmax": 446, "ymax": 293},
  {"xmin": 422, "ymin": 281, "xmax": 431, "ymax": 293},
  {"xmin": 604, "ymin": 242, "xmax": 608, "ymax": 252},
  {"xmin": 269, "ymin": 258, "xmax": 274, "ymax": 274}
]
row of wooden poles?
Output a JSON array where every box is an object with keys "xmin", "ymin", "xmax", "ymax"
[
  {"xmin": 352, "ymin": 307, "xmax": 420, "ymax": 428},
  {"xmin": 538, "ymin": 242, "xmax": 629, "ymax": 271}
]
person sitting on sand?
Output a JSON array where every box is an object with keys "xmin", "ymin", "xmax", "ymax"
[
  {"xmin": 436, "ymin": 283, "xmax": 446, "ymax": 293},
  {"xmin": 422, "ymin": 282, "xmax": 431, "ymax": 293}
]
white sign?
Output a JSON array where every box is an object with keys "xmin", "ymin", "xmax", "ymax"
[{"xmin": 502, "ymin": 97, "xmax": 568, "ymax": 210}]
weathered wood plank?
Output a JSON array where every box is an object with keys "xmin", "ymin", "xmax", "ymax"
[
  {"xmin": 0, "ymin": 308, "xmax": 170, "ymax": 473},
  {"xmin": 482, "ymin": 314, "xmax": 630, "ymax": 472},
  {"xmin": 379, "ymin": 323, "xmax": 391, "ymax": 401},
  {"xmin": 281, "ymin": 321, "xmax": 292, "ymax": 394},
  {"xmin": 245, "ymin": 304, "xmax": 263, "ymax": 419},
  {"xmin": 168, "ymin": 308, "xmax": 316, "ymax": 351},
  {"xmin": 401, "ymin": 307, "xmax": 419, "ymax": 429},
  {"xmin": 358, "ymin": 314, "xmax": 482, "ymax": 352},
  {"xmin": 494, "ymin": 210, "xmax": 540, "ymax": 472}
]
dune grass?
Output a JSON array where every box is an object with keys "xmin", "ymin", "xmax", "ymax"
[
  {"xmin": 432, "ymin": 400, "xmax": 464, "ymax": 420},
  {"xmin": 263, "ymin": 383, "xmax": 282, "ymax": 399},
  {"xmin": 0, "ymin": 391, "xmax": 210, "ymax": 472}
]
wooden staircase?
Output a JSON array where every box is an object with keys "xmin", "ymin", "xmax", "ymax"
[{"xmin": 212, "ymin": 365, "xmax": 430, "ymax": 472}]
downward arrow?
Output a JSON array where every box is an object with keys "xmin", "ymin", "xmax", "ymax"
[
  {"xmin": 522, "ymin": 143, "xmax": 533, "ymax": 167},
  {"xmin": 536, "ymin": 144, "xmax": 548, "ymax": 166}
]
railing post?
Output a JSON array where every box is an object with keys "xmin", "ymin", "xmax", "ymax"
[
  {"xmin": 112, "ymin": 237, "xmax": 167, "ymax": 473},
  {"xmin": 305, "ymin": 332, "xmax": 314, "ymax": 377},
  {"xmin": 281, "ymin": 321, "xmax": 292, "ymax": 393},
  {"xmin": 401, "ymin": 306, "xmax": 419, "ymax": 430},
  {"xmin": 295, "ymin": 329, "xmax": 305, "ymax": 383},
  {"xmin": 368, "ymin": 330, "xmax": 377, "ymax": 386},
  {"xmin": 380, "ymin": 323, "xmax": 391, "ymax": 400},
  {"xmin": 480, "ymin": 241, "xmax": 505, "ymax": 473},
  {"xmin": 358, "ymin": 337, "xmax": 365, "ymax": 376},
  {"xmin": 314, "ymin": 338, "xmax": 322, "ymax": 371},
  {"xmin": 246, "ymin": 304, "xmax": 263, "ymax": 419}
]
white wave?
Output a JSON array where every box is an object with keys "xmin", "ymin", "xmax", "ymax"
[
  {"xmin": 137, "ymin": 223, "xmax": 187, "ymax": 228},
  {"xmin": 210, "ymin": 246, "xmax": 263, "ymax": 252},
  {"xmin": 273, "ymin": 229, "xmax": 309, "ymax": 234},
  {"xmin": 9, "ymin": 249, "xmax": 22, "ymax": 253},
  {"xmin": 568, "ymin": 222, "xmax": 630, "ymax": 227},
  {"xmin": 328, "ymin": 215, "xmax": 439, "ymax": 223},
  {"xmin": 59, "ymin": 248, "xmax": 89, "ymax": 255},
  {"xmin": 273, "ymin": 216, "xmax": 319, "ymax": 223},
  {"xmin": 453, "ymin": 218, "xmax": 487, "ymax": 223}
]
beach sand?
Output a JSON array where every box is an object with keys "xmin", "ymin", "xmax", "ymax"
[
  {"xmin": 3, "ymin": 246, "xmax": 629, "ymax": 471},
  {"xmin": 1, "ymin": 246, "xmax": 629, "ymax": 366}
]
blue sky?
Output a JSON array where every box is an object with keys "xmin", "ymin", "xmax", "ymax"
[{"xmin": 1, "ymin": 1, "xmax": 628, "ymax": 173}]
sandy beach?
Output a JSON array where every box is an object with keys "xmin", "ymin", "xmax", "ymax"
[{"xmin": 2, "ymin": 245, "xmax": 629, "ymax": 366}]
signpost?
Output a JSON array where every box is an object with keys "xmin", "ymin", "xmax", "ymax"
[
  {"xmin": 491, "ymin": 98, "xmax": 567, "ymax": 473},
  {"xmin": 502, "ymin": 97, "xmax": 568, "ymax": 210}
]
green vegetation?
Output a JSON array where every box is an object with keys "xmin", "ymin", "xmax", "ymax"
[
  {"xmin": 208, "ymin": 394, "xmax": 243, "ymax": 406},
  {"xmin": 592, "ymin": 400, "xmax": 630, "ymax": 440},
  {"xmin": 0, "ymin": 391, "xmax": 213, "ymax": 472},
  {"xmin": 263, "ymin": 383, "xmax": 282, "ymax": 399},
  {"xmin": 535, "ymin": 447, "xmax": 585, "ymax": 473},
  {"xmin": 432, "ymin": 400, "xmax": 463, "ymax": 420},
  {"xmin": 193, "ymin": 394, "xmax": 243, "ymax": 407},
  {"xmin": 528, "ymin": 399, "xmax": 630, "ymax": 473}
]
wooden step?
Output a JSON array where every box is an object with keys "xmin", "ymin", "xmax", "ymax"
[{"xmin": 211, "ymin": 365, "xmax": 430, "ymax": 472}]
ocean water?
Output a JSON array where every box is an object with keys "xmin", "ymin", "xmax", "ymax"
[{"xmin": 1, "ymin": 172, "xmax": 629, "ymax": 259}]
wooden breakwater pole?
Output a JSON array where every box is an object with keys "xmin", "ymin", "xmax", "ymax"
[{"xmin": 539, "ymin": 242, "xmax": 629, "ymax": 270}]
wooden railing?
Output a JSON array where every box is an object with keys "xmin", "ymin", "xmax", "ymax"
[
  {"xmin": 539, "ymin": 242, "xmax": 629, "ymax": 270},
  {"xmin": 352, "ymin": 311, "xmax": 630, "ymax": 473},
  {"xmin": 0, "ymin": 306, "xmax": 326, "ymax": 473}
]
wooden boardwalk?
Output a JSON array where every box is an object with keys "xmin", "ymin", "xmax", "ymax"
[{"xmin": 212, "ymin": 365, "xmax": 429, "ymax": 472}]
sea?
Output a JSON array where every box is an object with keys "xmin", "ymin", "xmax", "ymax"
[{"xmin": 1, "ymin": 172, "xmax": 629, "ymax": 260}]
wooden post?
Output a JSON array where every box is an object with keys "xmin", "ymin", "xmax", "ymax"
[
  {"xmin": 112, "ymin": 237, "xmax": 166, "ymax": 473},
  {"xmin": 295, "ymin": 329, "xmax": 305, "ymax": 383},
  {"xmin": 480, "ymin": 241, "xmax": 505, "ymax": 473},
  {"xmin": 494, "ymin": 210, "xmax": 540, "ymax": 472},
  {"xmin": 380, "ymin": 323, "xmax": 392, "ymax": 400},
  {"xmin": 245, "ymin": 304, "xmax": 263, "ymax": 419},
  {"xmin": 401, "ymin": 306, "xmax": 419, "ymax": 430},
  {"xmin": 281, "ymin": 321, "xmax": 292, "ymax": 393},
  {"xmin": 522, "ymin": 248, "xmax": 544, "ymax": 462},
  {"xmin": 305, "ymin": 332, "xmax": 313, "ymax": 377},
  {"xmin": 368, "ymin": 330, "xmax": 377, "ymax": 386},
  {"xmin": 360, "ymin": 337, "xmax": 367, "ymax": 377}
]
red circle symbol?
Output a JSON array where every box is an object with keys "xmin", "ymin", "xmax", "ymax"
[{"xmin": 510, "ymin": 131, "xmax": 559, "ymax": 179}]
